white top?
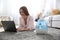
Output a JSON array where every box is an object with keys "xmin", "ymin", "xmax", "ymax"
[{"xmin": 18, "ymin": 16, "xmax": 34, "ymax": 30}]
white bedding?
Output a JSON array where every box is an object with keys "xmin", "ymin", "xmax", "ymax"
[{"xmin": 44, "ymin": 15, "xmax": 60, "ymax": 28}]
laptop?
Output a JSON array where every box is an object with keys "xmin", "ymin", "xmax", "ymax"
[{"xmin": 1, "ymin": 21, "xmax": 17, "ymax": 32}]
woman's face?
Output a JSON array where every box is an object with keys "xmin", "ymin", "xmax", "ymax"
[{"xmin": 19, "ymin": 9, "xmax": 26, "ymax": 17}]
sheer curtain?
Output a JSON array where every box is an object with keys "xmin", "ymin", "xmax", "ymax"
[
  {"xmin": 1, "ymin": 0, "xmax": 56, "ymax": 25},
  {"xmin": 2, "ymin": 0, "xmax": 46, "ymax": 24},
  {"xmin": 0, "ymin": 0, "xmax": 3, "ymax": 15},
  {"xmin": 9, "ymin": 0, "xmax": 46, "ymax": 18},
  {"xmin": 43, "ymin": 0, "xmax": 56, "ymax": 17}
]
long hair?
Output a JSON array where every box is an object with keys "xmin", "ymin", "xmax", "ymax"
[{"xmin": 19, "ymin": 6, "xmax": 29, "ymax": 16}]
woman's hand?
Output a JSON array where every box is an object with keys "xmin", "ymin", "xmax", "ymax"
[
  {"xmin": 17, "ymin": 27, "xmax": 23, "ymax": 31},
  {"xmin": 17, "ymin": 27, "xmax": 30, "ymax": 31},
  {"xmin": 23, "ymin": 27, "xmax": 30, "ymax": 31}
]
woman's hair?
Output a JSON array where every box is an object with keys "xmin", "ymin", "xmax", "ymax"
[{"xmin": 19, "ymin": 6, "xmax": 29, "ymax": 16}]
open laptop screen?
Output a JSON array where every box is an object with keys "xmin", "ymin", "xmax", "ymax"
[{"xmin": 1, "ymin": 21, "xmax": 17, "ymax": 32}]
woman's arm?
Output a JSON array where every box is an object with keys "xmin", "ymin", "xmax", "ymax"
[{"xmin": 17, "ymin": 17, "xmax": 24, "ymax": 31}]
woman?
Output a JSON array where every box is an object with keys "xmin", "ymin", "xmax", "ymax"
[{"xmin": 17, "ymin": 6, "xmax": 34, "ymax": 31}]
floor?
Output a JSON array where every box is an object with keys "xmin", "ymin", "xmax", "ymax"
[{"xmin": 0, "ymin": 28, "xmax": 60, "ymax": 40}]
